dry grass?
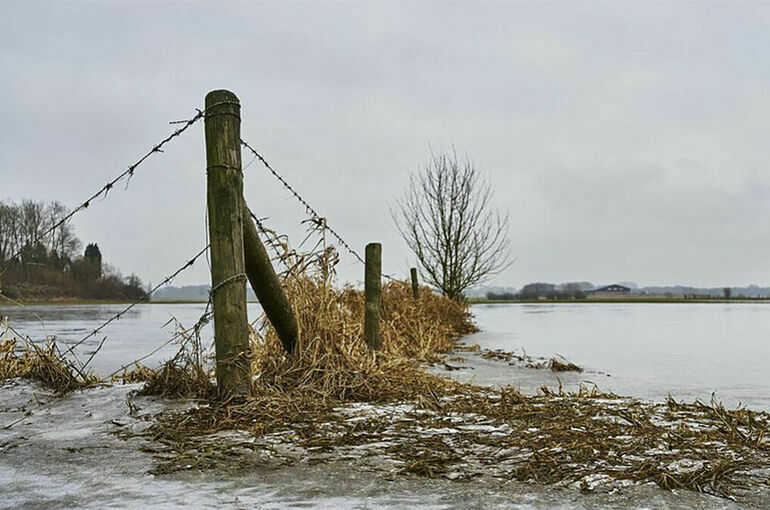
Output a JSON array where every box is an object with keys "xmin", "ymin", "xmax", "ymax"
[
  {"xmin": 136, "ymin": 360, "xmax": 215, "ymax": 400},
  {"xmin": 139, "ymin": 268, "xmax": 769, "ymax": 500},
  {"xmin": 3, "ymin": 249, "xmax": 768, "ymax": 500},
  {"xmin": 549, "ymin": 357, "xmax": 583, "ymax": 372},
  {"xmin": 0, "ymin": 337, "xmax": 98, "ymax": 393},
  {"xmin": 248, "ymin": 276, "xmax": 474, "ymax": 401}
]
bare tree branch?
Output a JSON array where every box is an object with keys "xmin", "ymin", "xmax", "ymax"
[{"xmin": 391, "ymin": 148, "xmax": 512, "ymax": 300}]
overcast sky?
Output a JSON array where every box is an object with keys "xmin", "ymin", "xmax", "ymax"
[{"xmin": 2, "ymin": 1, "xmax": 769, "ymax": 289}]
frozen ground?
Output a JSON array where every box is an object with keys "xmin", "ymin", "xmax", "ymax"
[
  {"xmin": 1, "ymin": 374, "xmax": 766, "ymax": 509},
  {"xmin": 2, "ymin": 302, "xmax": 769, "ymax": 508}
]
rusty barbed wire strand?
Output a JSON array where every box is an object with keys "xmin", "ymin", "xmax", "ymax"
[
  {"xmin": 0, "ymin": 107, "xmax": 208, "ymax": 274},
  {"xmin": 60, "ymin": 244, "xmax": 211, "ymax": 369},
  {"xmin": 240, "ymin": 139, "xmax": 398, "ymax": 282}
]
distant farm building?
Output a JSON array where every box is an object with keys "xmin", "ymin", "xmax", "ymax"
[{"xmin": 588, "ymin": 284, "xmax": 631, "ymax": 295}]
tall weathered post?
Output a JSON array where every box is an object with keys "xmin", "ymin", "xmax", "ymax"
[
  {"xmin": 242, "ymin": 199, "xmax": 299, "ymax": 354},
  {"xmin": 410, "ymin": 267, "xmax": 419, "ymax": 299},
  {"xmin": 204, "ymin": 90, "xmax": 250, "ymax": 399},
  {"xmin": 364, "ymin": 243, "xmax": 382, "ymax": 350}
]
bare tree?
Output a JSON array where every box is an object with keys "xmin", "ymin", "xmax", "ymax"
[
  {"xmin": 19, "ymin": 199, "xmax": 46, "ymax": 250},
  {"xmin": 46, "ymin": 201, "xmax": 80, "ymax": 259},
  {"xmin": 0, "ymin": 199, "xmax": 80, "ymax": 264},
  {"xmin": 0, "ymin": 201, "xmax": 20, "ymax": 262},
  {"xmin": 392, "ymin": 149, "xmax": 512, "ymax": 300}
]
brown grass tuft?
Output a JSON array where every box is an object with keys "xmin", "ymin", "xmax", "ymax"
[
  {"xmin": 549, "ymin": 357, "xmax": 583, "ymax": 372},
  {"xmin": 0, "ymin": 337, "xmax": 98, "ymax": 393},
  {"xmin": 249, "ymin": 276, "xmax": 474, "ymax": 402}
]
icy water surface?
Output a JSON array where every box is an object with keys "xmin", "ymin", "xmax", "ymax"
[
  {"xmin": 0, "ymin": 303, "xmax": 262, "ymax": 376},
  {"xmin": 1, "ymin": 302, "xmax": 769, "ymax": 508},
  {"xmin": 3, "ymin": 302, "xmax": 768, "ymax": 410},
  {"xmin": 464, "ymin": 303, "xmax": 770, "ymax": 411}
]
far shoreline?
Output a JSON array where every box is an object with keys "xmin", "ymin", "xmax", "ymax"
[
  {"xmin": 470, "ymin": 297, "xmax": 770, "ymax": 304},
  {"xmin": 0, "ymin": 299, "xmax": 262, "ymax": 306},
  {"xmin": 3, "ymin": 297, "xmax": 770, "ymax": 307}
]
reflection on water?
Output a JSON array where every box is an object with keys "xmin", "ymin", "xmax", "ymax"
[{"xmin": 467, "ymin": 303, "xmax": 770, "ymax": 411}]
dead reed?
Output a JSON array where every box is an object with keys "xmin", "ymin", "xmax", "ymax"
[
  {"xmin": 0, "ymin": 337, "xmax": 98, "ymax": 393},
  {"xmin": 549, "ymin": 357, "xmax": 583, "ymax": 372},
  {"xmin": 140, "ymin": 267, "xmax": 769, "ymax": 500},
  {"xmin": 2, "ymin": 245, "xmax": 768, "ymax": 500}
]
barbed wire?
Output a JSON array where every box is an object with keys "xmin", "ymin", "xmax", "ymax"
[
  {"xmin": 104, "ymin": 301, "xmax": 214, "ymax": 382},
  {"xmin": 0, "ymin": 107, "xmax": 206, "ymax": 274},
  {"xmin": 104, "ymin": 254, "xmax": 258, "ymax": 380},
  {"xmin": 240, "ymin": 139, "xmax": 398, "ymax": 282},
  {"xmin": 240, "ymin": 140, "xmax": 366, "ymax": 265},
  {"xmin": 247, "ymin": 210, "xmax": 287, "ymax": 262},
  {"xmin": 60, "ymin": 244, "xmax": 211, "ymax": 371}
]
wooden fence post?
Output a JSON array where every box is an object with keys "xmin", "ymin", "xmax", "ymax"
[
  {"xmin": 242, "ymin": 199, "xmax": 299, "ymax": 353},
  {"xmin": 410, "ymin": 267, "xmax": 419, "ymax": 299},
  {"xmin": 364, "ymin": 243, "xmax": 382, "ymax": 350},
  {"xmin": 204, "ymin": 89, "xmax": 251, "ymax": 399}
]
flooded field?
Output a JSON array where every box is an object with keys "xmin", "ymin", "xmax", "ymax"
[
  {"xmin": 464, "ymin": 303, "xmax": 770, "ymax": 411},
  {"xmin": 1, "ymin": 302, "xmax": 769, "ymax": 509}
]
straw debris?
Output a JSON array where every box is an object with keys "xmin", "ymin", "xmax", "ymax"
[
  {"xmin": 480, "ymin": 348, "xmax": 584, "ymax": 372},
  {"xmin": 137, "ymin": 267, "xmax": 769, "ymax": 501},
  {"xmin": 549, "ymin": 357, "xmax": 583, "ymax": 372},
  {"xmin": 0, "ymin": 336, "xmax": 98, "ymax": 393},
  {"xmin": 3, "ymin": 238, "xmax": 768, "ymax": 502}
]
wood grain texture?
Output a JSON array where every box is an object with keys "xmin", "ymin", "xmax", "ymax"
[{"xmin": 205, "ymin": 89, "xmax": 250, "ymax": 398}]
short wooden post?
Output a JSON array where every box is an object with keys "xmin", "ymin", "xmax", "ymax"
[
  {"xmin": 205, "ymin": 89, "xmax": 251, "ymax": 399},
  {"xmin": 410, "ymin": 267, "xmax": 419, "ymax": 299},
  {"xmin": 242, "ymin": 199, "xmax": 299, "ymax": 354},
  {"xmin": 364, "ymin": 243, "xmax": 382, "ymax": 350}
]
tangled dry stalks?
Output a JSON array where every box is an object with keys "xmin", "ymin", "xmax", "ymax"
[
  {"xmin": 140, "ymin": 270, "xmax": 770, "ymax": 500},
  {"xmin": 2, "ymin": 247, "xmax": 769, "ymax": 501},
  {"xmin": 0, "ymin": 334, "xmax": 98, "ymax": 393}
]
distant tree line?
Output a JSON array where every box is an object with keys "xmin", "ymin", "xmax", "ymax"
[
  {"xmin": 486, "ymin": 282, "xmax": 589, "ymax": 301},
  {"xmin": 0, "ymin": 199, "xmax": 145, "ymax": 301},
  {"xmin": 516, "ymin": 282, "xmax": 588, "ymax": 300},
  {"xmin": 482, "ymin": 282, "xmax": 763, "ymax": 301},
  {"xmin": 485, "ymin": 291, "xmax": 517, "ymax": 300}
]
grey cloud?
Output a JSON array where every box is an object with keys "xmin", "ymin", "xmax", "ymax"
[{"xmin": 1, "ymin": 1, "xmax": 769, "ymax": 289}]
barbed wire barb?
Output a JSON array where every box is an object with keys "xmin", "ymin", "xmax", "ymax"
[{"xmin": 240, "ymin": 139, "xmax": 398, "ymax": 282}]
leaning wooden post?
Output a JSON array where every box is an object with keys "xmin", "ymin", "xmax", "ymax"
[
  {"xmin": 205, "ymin": 89, "xmax": 251, "ymax": 399},
  {"xmin": 364, "ymin": 243, "xmax": 382, "ymax": 350},
  {"xmin": 410, "ymin": 267, "xmax": 419, "ymax": 299},
  {"xmin": 242, "ymin": 199, "xmax": 299, "ymax": 353}
]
